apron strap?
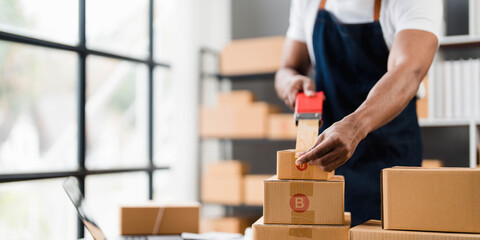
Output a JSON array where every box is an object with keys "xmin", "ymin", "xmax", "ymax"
[{"xmin": 318, "ymin": 0, "xmax": 382, "ymax": 21}]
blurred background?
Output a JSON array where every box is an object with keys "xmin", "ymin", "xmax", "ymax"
[{"xmin": 0, "ymin": 0, "xmax": 479, "ymax": 239}]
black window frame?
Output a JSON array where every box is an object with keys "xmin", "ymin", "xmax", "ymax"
[{"xmin": 0, "ymin": 0, "xmax": 170, "ymax": 238}]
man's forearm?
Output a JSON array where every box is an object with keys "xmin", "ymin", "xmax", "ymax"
[{"xmin": 347, "ymin": 62, "xmax": 425, "ymax": 139}]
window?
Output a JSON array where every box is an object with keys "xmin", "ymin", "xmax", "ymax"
[{"xmin": 0, "ymin": 0, "xmax": 171, "ymax": 239}]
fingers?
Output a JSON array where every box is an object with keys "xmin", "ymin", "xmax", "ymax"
[
  {"xmin": 320, "ymin": 156, "xmax": 346, "ymax": 172},
  {"xmin": 308, "ymin": 147, "xmax": 342, "ymax": 167},
  {"xmin": 296, "ymin": 135, "xmax": 336, "ymax": 165},
  {"xmin": 301, "ymin": 77, "xmax": 316, "ymax": 96}
]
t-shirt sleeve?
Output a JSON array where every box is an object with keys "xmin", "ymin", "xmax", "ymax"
[
  {"xmin": 392, "ymin": 0, "xmax": 443, "ymax": 41},
  {"xmin": 286, "ymin": 0, "xmax": 307, "ymax": 42}
]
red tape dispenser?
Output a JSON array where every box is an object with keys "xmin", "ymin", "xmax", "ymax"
[{"xmin": 294, "ymin": 91, "xmax": 325, "ymax": 126}]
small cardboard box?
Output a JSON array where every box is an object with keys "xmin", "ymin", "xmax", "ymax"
[
  {"xmin": 200, "ymin": 102, "xmax": 280, "ymax": 138},
  {"xmin": 201, "ymin": 174, "xmax": 243, "ymax": 205},
  {"xmin": 267, "ymin": 114, "xmax": 297, "ymax": 140},
  {"xmin": 350, "ymin": 220, "xmax": 480, "ymax": 240},
  {"xmin": 219, "ymin": 36, "xmax": 284, "ymax": 75},
  {"xmin": 421, "ymin": 159, "xmax": 444, "ymax": 168},
  {"xmin": 207, "ymin": 160, "xmax": 249, "ymax": 176},
  {"xmin": 264, "ymin": 176, "xmax": 344, "ymax": 225},
  {"xmin": 277, "ymin": 149, "xmax": 334, "ymax": 180},
  {"xmin": 244, "ymin": 175, "xmax": 271, "ymax": 206},
  {"xmin": 201, "ymin": 217, "xmax": 253, "ymax": 234},
  {"xmin": 253, "ymin": 213, "xmax": 350, "ymax": 240},
  {"xmin": 120, "ymin": 202, "xmax": 200, "ymax": 235},
  {"xmin": 218, "ymin": 90, "xmax": 256, "ymax": 106},
  {"xmin": 382, "ymin": 167, "xmax": 480, "ymax": 233}
]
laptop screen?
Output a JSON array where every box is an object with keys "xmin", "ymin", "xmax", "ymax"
[{"xmin": 63, "ymin": 176, "xmax": 107, "ymax": 240}]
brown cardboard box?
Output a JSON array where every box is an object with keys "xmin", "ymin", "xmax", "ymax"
[
  {"xmin": 264, "ymin": 175, "xmax": 344, "ymax": 225},
  {"xmin": 417, "ymin": 77, "xmax": 429, "ymax": 119},
  {"xmin": 120, "ymin": 202, "xmax": 200, "ymax": 235},
  {"xmin": 218, "ymin": 91, "xmax": 256, "ymax": 106},
  {"xmin": 277, "ymin": 149, "xmax": 334, "ymax": 180},
  {"xmin": 421, "ymin": 159, "xmax": 444, "ymax": 168},
  {"xmin": 207, "ymin": 160, "xmax": 249, "ymax": 176},
  {"xmin": 201, "ymin": 217, "xmax": 253, "ymax": 234},
  {"xmin": 268, "ymin": 114, "xmax": 297, "ymax": 140},
  {"xmin": 350, "ymin": 220, "xmax": 480, "ymax": 240},
  {"xmin": 382, "ymin": 167, "xmax": 480, "ymax": 233},
  {"xmin": 200, "ymin": 102, "xmax": 280, "ymax": 138},
  {"xmin": 253, "ymin": 213, "xmax": 351, "ymax": 240},
  {"xmin": 201, "ymin": 174, "xmax": 243, "ymax": 205},
  {"xmin": 244, "ymin": 175, "xmax": 271, "ymax": 206},
  {"xmin": 219, "ymin": 36, "xmax": 284, "ymax": 75}
]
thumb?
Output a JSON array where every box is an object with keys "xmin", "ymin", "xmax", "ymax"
[{"xmin": 302, "ymin": 77, "xmax": 316, "ymax": 97}]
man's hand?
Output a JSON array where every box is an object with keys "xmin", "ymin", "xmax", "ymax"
[
  {"xmin": 277, "ymin": 74, "xmax": 315, "ymax": 108},
  {"xmin": 295, "ymin": 116, "xmax": 367, "ymax": 172},
  {"xmin": 275, "ymin": 39, "xmax": 313, "ymax": 108}
]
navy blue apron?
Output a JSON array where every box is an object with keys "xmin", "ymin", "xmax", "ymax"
[{"xmin": 312, "ymin": 0, "xmax": 422, "ymax": 226}]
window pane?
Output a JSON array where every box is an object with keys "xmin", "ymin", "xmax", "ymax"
[
  {"xmin": 86, "ymin": 56, "xmax": 148, "ymax": 169},
  {"xmin": 0, "ymin": 178, "xmax": 77, "ymax": 239},
  {"xmin": 153, "ymin": 68, "xmax": 173, "ymax": 166},
  {"xmin": 153, "ymin": 170, "xmax": 174, "ymax": 201},
  {"xmin": 154, "ymin": 0, "xmax": 177, "ymax": 63},
  {"xmin": 87, "ymin": 0, "xmax": 148, "ymax": 58},
  {"xmin": 85, "ymin": 172, "xmax": 149, "ymax": 237},
  {"xmin": 0, "ymin": 41, "xmax": 77, "ymax": 173},
  {"xmin": 0, "ymin": 0, "xmax": 78, "ymax": 44}
]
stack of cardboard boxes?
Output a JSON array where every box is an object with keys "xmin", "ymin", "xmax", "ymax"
[
  {"xmin": 201, "ymin": 160, "xmax": 271, "ymax": 234},
  {"xmin": 350, "ymin": 167, "xmax": 480, "ymax": 239},
  {"xmin": 252, "ymin": 149, "xmax": 350, "ymax": 240}
]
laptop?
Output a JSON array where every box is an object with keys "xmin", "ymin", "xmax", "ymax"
[{"xmin": 63, "ymin": 176, "xmax": 182, "ymax": 240}]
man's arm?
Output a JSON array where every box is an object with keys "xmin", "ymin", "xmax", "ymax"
[
  {"xmin": 275, "ymin": 38, "xmax": 314, "ymax": 108},
  {"xmin": 296, "ymin": 29, "xmax": 438, "ymax": 171}
]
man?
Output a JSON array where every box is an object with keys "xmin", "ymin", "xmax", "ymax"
[{"xmin": 275, "ymin": 0, "xmax": 442, "ymax": 226}]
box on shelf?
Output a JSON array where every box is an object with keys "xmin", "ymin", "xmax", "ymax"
[
  {"xmin": 267, "ymin": 114, "xmax": 297, "ymax": 140},
  {"xmin": 219, "ymin": 36, "xmax": 285, "ymax": 75},
  {"xmin": 350, "ymin": 220, "xmax": 480, "ymax": 240},
  {"xmin": 120, "ymin": 202, "xmax": 200, "ymax": 235},
  {"xmin": 201, "ymin": 217, "xmax": 253, "ymax": 234},
  {"xmin": 244, "ymin": 175, "xmax": 271, "ymax": 206},
  {"xmin": 218, "ymin": 90, "xmax": 256, "ymax": 106},
  {"xmin": 201, "ymin": 174, "xmax": 243, "ymax": 205},
  {"xmin": 264, "ymin": 176, "xmax": 344, "ymax": 225},
  {"xmin": 421, "ymin": 159, "xmax": 444, "ymax": 168},
  {"xmin": 382, "ymin": 167, "xmax": 480, "ymax": 233},
  {"xmin": 417, "ymin": 76, "xmax": 429, "ymax": 119},
  {"xmin": 207, "ymin": 160, "xmax": 249, "ymax": 177},
  {"xmin": 253, "ymin": 213, "xmax": 350, "ymax": 240},
  {"xmin": 277, "ymin": 149, "xmax": 334, "ymax": 180},
  {"xmin": 200, "ymin": 102, "xmax": 280, "ymax": 138}
]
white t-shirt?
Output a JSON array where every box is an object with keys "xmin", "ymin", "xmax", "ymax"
[{"xmin": 287, "ymin": 0, "xmax": 443, "ymax": 66}]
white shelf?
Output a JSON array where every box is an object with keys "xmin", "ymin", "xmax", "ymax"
[
  {"xmin": 419, "ymin": 118, "xmax": 472, "ymax": 127},
  {"xmin": 439, "ymin": 35, "xmax": 480, "ymax": 47}
]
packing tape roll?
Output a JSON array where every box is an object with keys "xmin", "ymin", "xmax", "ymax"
[{"xmin": 289, "ymin": 226, "xmax": 313, "ymax": 239}]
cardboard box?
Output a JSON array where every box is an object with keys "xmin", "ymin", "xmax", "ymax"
[
  {"xmin": 244, "ymin": 175, "xmax": 271, "ymax": 206},
  {"xmin": 201, "ymin": 217, "xmax": 253, "ymax": 234},
  {"xmin": 350, "ymin": 220, "xmax": 480, "ymax": 240},
  {"xmin": 219, "ymin": 36, "xmax": 284, "ymax": 75},
  {"xmin": 382, "ymin": 167, "xmax": 480, "ymax": 233},
  {"xmin": 264, "ymin": 176, "xmax": 344, "ymax": 225},
  {"xmin": 200, "ymin": 102, "xmax": 280, "ymax": 138},
  {"xmin": 421, "ymin": 159, "xmax": 444, "ymax": 168},
  {"xmin": 417, "ymin": 77, "xmax": 429, "ymax": 119},
  {"xmin": 277, "ymin": 149, "xmax": 334, "ymax": 180},
  {"xmin": 207, "ymin": 160, "xmax": 249, "ymax": 176},
  {"xmin": 253, "ymin": 213, "xmax": 351, "ymax": 240},
  {"xmin": 218, "ymin": 90, "xmax": 256, "ymax": 106},
  {"xmin": 120, "ymin": 202, "xmax": 200, "ymax": 235},
  {"xmin": 201, "ymin": 174, "xmax": 243, "ymax": 205},
  {"xmin": 268, "ymin": 114, "xmax": 297, "ymax": 140}
]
